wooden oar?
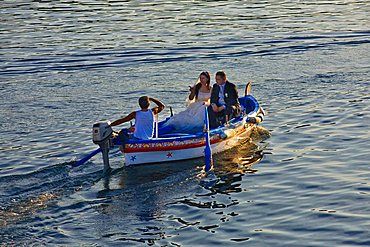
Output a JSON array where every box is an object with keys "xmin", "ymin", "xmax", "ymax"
[{"xmin": 204, "ymin": 107, "xmax": 213, "ymax": 172}]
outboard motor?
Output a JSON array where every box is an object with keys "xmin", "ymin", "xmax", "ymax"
[{"xmin": 92, "ymin": 121, "xmax": 113, "ymax": 172}]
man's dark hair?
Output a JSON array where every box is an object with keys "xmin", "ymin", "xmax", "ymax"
[
  {"xmin": 215, "ymin": 71, "xmax": 227, "ymax": 80},
  {"xmin": 138, "ymin": 96, "xmax": 150, "ymax": 109}
]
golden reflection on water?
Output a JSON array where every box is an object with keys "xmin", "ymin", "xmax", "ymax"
[
  {"xmin": 205, "ymin": 126, "xmax": 270, "ymax": 176},
  {"xmin": 0, "ymin": 192, "xmax": 57, "ymax": 227},
  {"xmin": 195, "ymin": 125, "xmax": 270, "ymax": 196}
]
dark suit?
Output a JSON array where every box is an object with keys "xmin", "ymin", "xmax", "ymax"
[{"xmin": 207, "ymin": 81, "xmax": 241, "ymax": 128}]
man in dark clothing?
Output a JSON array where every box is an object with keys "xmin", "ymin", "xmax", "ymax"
[{"xmin": 207, "ymin": 71, "xmax": 241, "ymax": 128}]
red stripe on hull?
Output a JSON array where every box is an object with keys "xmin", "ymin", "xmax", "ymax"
[{"xmin": 124, "ymin": 125, "xmax": 248, "ymax": 153}]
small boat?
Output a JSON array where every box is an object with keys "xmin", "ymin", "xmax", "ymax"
[{"xmin": 109, "ymin": 83, "xmax": 265, "ymax": 166}]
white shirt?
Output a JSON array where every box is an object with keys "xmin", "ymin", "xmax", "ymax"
[
  {"xmin": 134, "ymin": 110, "xmax": 154, "ymax": 140},
  {"xmin": 218, "ymin": 82, "xmax": 226, "ymax": 107}
]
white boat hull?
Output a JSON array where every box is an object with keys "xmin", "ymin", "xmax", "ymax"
[{"xmin": 123, "ymin": 124, "xmax": 254, "ymax": 166}]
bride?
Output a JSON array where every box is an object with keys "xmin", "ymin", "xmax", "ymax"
[{"xmin": 164, "ymin": 71, "xmax": 212, "ymax": 132}]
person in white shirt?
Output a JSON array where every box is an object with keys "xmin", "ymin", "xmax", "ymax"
[{"xmin": 110, "ymin": 96, "xmax": 165, "ymax": 149}]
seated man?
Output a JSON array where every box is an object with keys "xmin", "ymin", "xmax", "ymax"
[
  {"xmin": 110, "ymin": 96, "xmax": 165, "ymax": 149},
  {"xmin": 207, "ymin": 71, "xmax": 241, "ymax": 129}
]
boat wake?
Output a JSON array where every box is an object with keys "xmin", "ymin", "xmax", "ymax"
[{"xmin": 0, "ymin": 162, "xmax": 103, "ymax": 228}]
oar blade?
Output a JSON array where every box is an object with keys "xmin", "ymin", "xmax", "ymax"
[{"xmin": 204, "ymin": 107, "xmax": 213, "ymax": 172}]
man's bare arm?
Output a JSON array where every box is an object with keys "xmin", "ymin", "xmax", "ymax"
[
  {"xmin": 150, "ymin": 97, "xmax": 165, "ymax": 115},
  {"xmin": 110, "ymin": 112, "xmax": 136, "ymax": 126}
]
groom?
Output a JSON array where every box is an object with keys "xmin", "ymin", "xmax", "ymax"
[{"xmin": 207, "ymin": 71, "xmax": 241, "ymax": 129}]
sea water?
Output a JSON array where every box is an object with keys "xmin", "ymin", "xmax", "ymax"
[{"xmin": 0, "ymin": 1, "xmax": 369, "ymax": 246}]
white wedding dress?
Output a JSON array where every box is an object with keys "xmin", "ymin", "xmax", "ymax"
[{"xmin": 164, "ymin": 91, "xmax": 211, "ymax": 132}]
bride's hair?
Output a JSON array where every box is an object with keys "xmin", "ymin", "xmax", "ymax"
[{"xmin": 194, "ymin": 71, "xmax": 211, "ymax": 99}]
